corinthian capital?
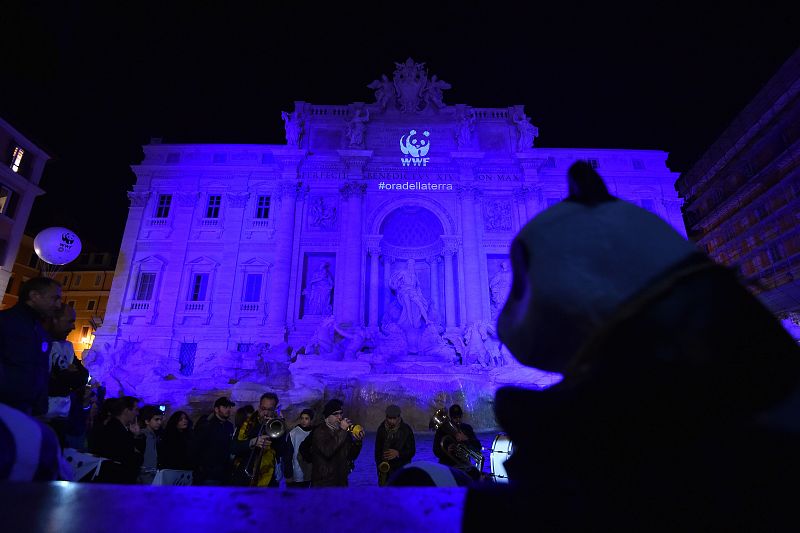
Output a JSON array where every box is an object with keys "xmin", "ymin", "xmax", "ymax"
[{"xmin": 127, "ymin": 191, "xmax": 151, "ymax": 207}]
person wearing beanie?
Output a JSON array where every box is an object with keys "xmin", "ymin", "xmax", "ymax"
[
  {"xmin": 308, "ymin": 398, "xmax": 363, "ymax": 487},
  {"xmin": 374, "ymin": 404, "xmax": 416, "ymax": 486},
  {"xmin": 433, "ymin": 403, "xmax": 482, "ymax": 481},
  {"xmin": 285, "ymin": 408, "xmax": 315, "ymax": 488}
]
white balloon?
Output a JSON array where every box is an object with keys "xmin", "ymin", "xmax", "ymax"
[{"xmin": 33, "ymin": 227, "xmax": 82, "ymax": 265}]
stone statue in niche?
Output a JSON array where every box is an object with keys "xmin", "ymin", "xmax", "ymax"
[
  {"xmin": 389, "ymin": 258, "xmax": 430, "ymax": 329},
  {"xmin": 367, "ymin": 74, "xmax": 396, "ymax": 110},
  {"xmin": 489, "ymin": 261, "xmax": 512, "ymax": 318},
  {"xmin": 455, "ymin": 108, "xmax": 476, "ymax": 149},
  {"xmin": 309, "ymin": 197, "xmax": 337, "ymax": 229},
  {"xmin": 422, "ymin": 74, "xmax": 451, "ymax": 109},
  {"xmin": 344, "ymin": 108, "xmax": 370, "ymax": 148},
  {"xmin": 281, "ymin": 110, "xmax": 304, "ymax": 147},
  {"xmin": 303, "ymin": 261, "xmax": 334, "ymax": 315},
  {"xmin": 513, "ymin": 112, "xmax": 539, "ymax": 152},
  {"xmin": 484, "ymin": 200, "xmax": 513, "ymax": 231}
]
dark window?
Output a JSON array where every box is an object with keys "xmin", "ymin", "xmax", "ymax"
[
  {"xmin": 179, "ymin": 343, "xmax": 197, "ymax": 376},
  {"xmin": 587, "ymin": 159, "xmax": 599, "ymax": 169},
  {"xmin": 6, "ymin": 276, "xmax": 13, "ymax": 294},
  {"xmin": 189, "ymin": 273, "xmax": 209, "ymax": 301},
  {"xmin": 87, "ymin": 300, "xmax": 96, "ymax": 311},
  {"xmin": 243, "ymin": 273, "xmax": 262, "ymax": 302},
  {"xmin": 67, "ymin": 300, "xmax": 75, "ymax": 308},
  {"xmin": 256, "ymin": 195, "xmax": 271, "ymax": 219},
  {"xmin": 135, "ymin": 272, "xmax": 156, "ymax": 301},
  {"xmin": 27, "ymin": 252, "xmax": 39, "ymax": 268},
  {"xmin": 237, "ymin": 343, "xmax": 252, "ymax": 353},
  {"xmin": 0, "ymin": 184, "xmax": 18, "ymax": 218},
  {"xmin": 155, "ymin": 194, "xmax": 172, "ymax": 218},
  {"xmin": 94, "ymin": 274, "xmax": 102, "ymax": 286},
  {"xmin": 206, "ymin": 195, "xmax": 221, "ymax": 218}
]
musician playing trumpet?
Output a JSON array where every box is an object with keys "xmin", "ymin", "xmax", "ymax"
[
  {"xmin": 374, "ymin": 404, "xmax": 416, "ymax": 486},
  {"xmin": 433, "ymin": 404, "xmax": 483, "ymax": 480},
  {"xmin": 230, "ymin": 392, "xmax": 290, "ymax": 487},
  {"xmin": 308, "ymin": 399, "xmax": 363, "ymax": 487}
]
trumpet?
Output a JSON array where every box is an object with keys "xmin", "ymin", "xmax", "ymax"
[
  {"xmin": 346, "ymin": 423, "xmax": 364, "ymax": 439},
  {"xmin": 243, "ymin": 417, "xmax": 286, "ymax": 485},
  {"xmin": 429, "ymin": 408, "xmax": 484, "ymax": 472}
]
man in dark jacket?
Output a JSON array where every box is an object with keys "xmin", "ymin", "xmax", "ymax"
[
  {"xmin": 192, "ymin": 396, "xmax": 235, "ymax": 485},
  {"xmin": 0, "ymin": 277, "xmax": 62, "ymax": 416},
  {"xmin": 95, "ymin": 396, "xmax": 142, "ymax": 484},
  {"xmin": 433, "ymin": 404, "xmax": 482, "ymax": 480},
  {"xmin": 309, "ymin": 399, "xmax": 363, "ymax": 487},
  {"xmin": 374, "ymin": 404, "xmax": 415, "ymax": 486}
]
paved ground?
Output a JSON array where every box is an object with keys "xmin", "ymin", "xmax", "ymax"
[{"xmin": 344, "ymin": 430, "xmax": 501, "ymax": 487}]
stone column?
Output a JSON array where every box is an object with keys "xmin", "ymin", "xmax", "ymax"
[
  {"xmin": 265, "ymin": 181, "xmax": 301, "ymax": 341},
  {"xmin": 441, "ymin": 237, "xmax": 459, "ymax": 329},
  {"xmin": 285, "ymin": 185, "xmax": 309, "ymax": 330},
  {"xmin": 383, "ymin": 256, "xmax": 392, "ymax": 316},
  {"xmin": 337, "ymin": 151, "xmax": 370, "ymax": 325},
  {"xmin": 365, "ymin": 236, "xmax": 382, "ymax": 327},
  {"xmin": 455, "ymin": 184, "xmax": 485, "ymax": 325},
  {"xmin": 429, "ymin": 255, "xmax": 440, "ymax": 315},
  {"xmin": 338, "ymin": 181, "xmax": 367, "ymax": 325}
]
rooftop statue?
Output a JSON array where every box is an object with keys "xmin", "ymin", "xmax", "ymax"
[{"xmin": 281, "ymin": 110, "xmax": 304, "ymax": 147}]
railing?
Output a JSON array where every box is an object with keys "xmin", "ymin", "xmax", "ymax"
[
  {"xmin": 240, "ymin": 303, "xmax": 260, "ymax": 312},
  {"xmin": 251, "ymin": 219, "xmax": 269, "ymax": 228},
  {"xmin": 200, "ymin": 218, "xmax": 219, "ymax": 227},
  {"xmin": 308, "ymin": 105, "xmax": 350, "ymax": 117},
  {"xmin": 149, "ymin": 218, "xmax": 169, "ymax": 227},
  {"xmin": 184, "ymin": 302, "xmax": 205, "ymax": 312},
  {"xmin": 472, "ymin": 108, "xmax": 510, "ymax": 120},
  {"xmin": 130, "ymin": 301, "xmax": 150, "ymax": 311}
]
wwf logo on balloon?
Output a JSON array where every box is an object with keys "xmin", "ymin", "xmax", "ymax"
[
  {"xmin": 400, "ymin": 129, "xmax": 430, "ymax": 167},
  {"xmin": 58, "ymin": 232, "xmax": 75, "ymax": 252}
]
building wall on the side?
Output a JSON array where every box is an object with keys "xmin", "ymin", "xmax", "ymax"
[
  {"xmin": 0, "ymin": 117, "xmax": 48, "ymax": 301},
  {"xmin": 675, "ymin": 49, "xmax": 800, "ymax": 325}
]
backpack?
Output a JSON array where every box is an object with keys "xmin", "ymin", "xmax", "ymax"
[{"xmin": 299, "ymin": 425, "xmax": 317, "ymax": 464}]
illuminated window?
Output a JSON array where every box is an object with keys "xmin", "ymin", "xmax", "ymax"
[
  {"xmin": 135, "ymin": 272, "xmax": 156, "ymax": 301},
  {"xmin": 206, "ymin": 195, "xmax": 221, "ymax": 218},
  {"xmin": 243, "ymin": 273, "xmax": 262, "ymax": 302},
  {"xmin": 189, "ymin": 273, "xmax": 209, "ymax": 301},
  {"xmin": 10, "ymin": 146, "xmax": 24, "ymax": 173},
  {"xmin": 155, "ymin": 194, "xmax": 172, "ymax": 218},
  {"xmin": 81, "ymin": 326, "xmax": 91, "ymax": 338},
  {"xmin": 0, "ymin": 185, "xmax": 18, "ymax": 218},
  {"xmin": 256, "ymin": 195, "xmax": 271, "ymax": 219}
]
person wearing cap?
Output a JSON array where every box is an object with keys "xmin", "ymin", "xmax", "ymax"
[
  {"xmin": 433, "ymin": 404, "xmax": 482, "ymax": 480},
  {"xmin": 308, "ymin": 398, "xmax": 363, "ymax": 487},
  {"xmin": 191, "ymin": 396, "xmax": 235, "ymax": 485},
  {"xmin": 285, "ymin": 408, "xmax": 315, "ymax": 488},
  {"xmin": 374, "ymin": 403, "xmax": 415, "ymax": 486}
]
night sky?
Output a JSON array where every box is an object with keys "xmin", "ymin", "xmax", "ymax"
[{"xmin": 1, "ymin": 1, "xmax": 797, "ymax": 251}]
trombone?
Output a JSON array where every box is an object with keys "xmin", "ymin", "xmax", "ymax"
[
  {"xmin": 429, "ymin": 408, "xmax": 484, "ymax": 473},
  {"xmin": 243, "ymin": 416, "xmax": 286, "ymax": 485}
]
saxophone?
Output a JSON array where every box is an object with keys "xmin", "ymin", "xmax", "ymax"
[{"xmin": 378, "ymin": 425, "xmax": 395, "ymax": 486}]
